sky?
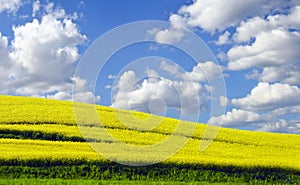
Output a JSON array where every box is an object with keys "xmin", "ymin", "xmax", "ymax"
[{"xmin": 0, "ymin": 0, "xmax": 300, "ymax": 133}]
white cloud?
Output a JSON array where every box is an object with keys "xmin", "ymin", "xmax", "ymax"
[
  {"xmin": 107, "ymin": 74, "xmax": 117, "ymax": 80},
  {"xmin": 208, "ymin": 108, "xmax": 263, "ymax": 127},
  {"xmin": 177, "ymin": 0, "xmax": 293, "ymax": 33},
  {"xmin": 10, "ymin": 9, "xmax": 86, "ymax": 82},
  {"xmin": 151, "ymin": 0, "xmax": 296, "ymax": 45},
  {"xmin": 184, "ymin": 61, "xmax": 222, "ymax": 82},
  {"xmin": 46, "ymin": 91, "xmax": 71, "ymax": 100},
  {"xmin": 159, "ymin": 60, "xmax": 223, "ymax": 83},
  {"xmin": 227, "ymin": 6, "xmax": 300, "ymax": 85},
  {"xmin": 227, "ymin": 29, "xmax": 300, "ymax": 70},
  {"xmin": 32, "ymin": 0, "xmax": 41, "ymax": 17},
  {"xmin": 148, "ymin": 1, "xmax": 300, "ymax": 133},
  {"xmin": 111, "ymin": 71, "xmax": 137, "ymax": 110},
  {"xmin": 178, "ymin": 0, "xmax": 258, "ymax": 32},
  {"xmin": 112, "ymin": 70, "xmax": 208, "ymax": 114},
  {"xmin": 291, "ymin": 106, "xmax": 300, "ymax": 114},
  {"xmin": 115, "ymin": 71, "xmax": 138, "ymax": 92},
  {"xmin": 159, "ymin": 60, "xmax": 180, "ymax": 76},
  {"xmin": 229, "ymin": 6, "xmax": 300, "ymax": 68},
  {"xmin": 233, "ymin": 17, "xmax": 270, "ymax": 43},
  {"xmin": 8, "ymin": 6, "xmax": 86, "ymax": 91},
  {"xmin": 105, "ymin": 85, "xmax": 112, "ymax": 89},
  {"xmin": 217, "ymin": 51, "xmax": 227, "ymax": 62},
  {"xmin": 145, "ymin": 68, "xmax": 159, "ymax": 77},
  {"xmin": 72, "ymin": 77, "xmax": 100, "ymax": 103},
  {"xmin": 215, "ymin": 31, "xmax": 231, "ymax": 45},
  {"xmin": 154, "ymin": 27, "xmax": 184, "ymax": 45},
  {"xmin": 234, "ymin": 6, "xmax": 300, "ymax": 43},
  {"xmin": 269, "ymin": 106, "xmax": 300, "ymax": 117},
  {"xmin": 209, "ymin": 108, "xmax": 300, "ymax": 133},
  {"xmin": 151, "ymin": 0, "xmax": 295, "ymax": 45},
  {"xmin": 219, "ymin": 96, "xmax": 229, "ymax": 107},
  {"xmin": 47, "ymin": 91, "xmax": 100, "ymax": 104},
  {"xmin": 73, "ymin": 92, "xmax": 100, "ymax": 103},
  {"xmin": 151, "ymin": 0, "xmax": 280, "ymax": 43},
  {"xmin": 45, "ymin": 77, "xmax": 100, "ymax": 104},
  {"xmin": 259, "ymin": 119, "xmax": 300, "ymax": 133},
  {"xmin": 231, "ymin": 82, "xmax": 300, "ymax": 111},
  {"xmin": 0, "ymin": 3, "xmax": 99, "ymax": 104},
  {"xmin": 0, "ymin": 32, "xmax": 13, "ymax": 93},
  {"xmin": 0, "ymin": 32, "xmax": 9, "ymax": 64},
  {"xmin": 288, "ymin": 119, "xmax": 300, "ymax": 133},
  {"xmin": 247, "ymin": 64, "xmax": 300, "ymax": 85},
  {"xmin": 110, "ymin": 61, "xmax": 223, "ymax": 115},
  {"xmin": 0, "ymin": 0, "xmax": 22, "ymax": 13},
  {"xmin": 210, "ymin": 82, "xmax": 300, "ymax": 133},
  {"xmin": 151, "ymin": 14, "xmax": 185, "ymax": 44}
]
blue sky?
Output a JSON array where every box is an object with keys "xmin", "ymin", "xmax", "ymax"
[{"xmin": 1, "ymin": 0, "xmax": 300, "ymax": 133}]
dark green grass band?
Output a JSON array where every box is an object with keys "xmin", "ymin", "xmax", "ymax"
[
  {"xmin": 0, "ymin": 129, "xmax": 85, "ymax": 142},
  {"xmin": 0, "ymin": 160, "xmax": 299, "ymax": 184},
  {"xmin": 0, "ymin": 179, "xmax": 253, "ymax": 185}
]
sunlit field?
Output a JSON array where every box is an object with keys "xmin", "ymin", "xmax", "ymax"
[{"xmin": 0, "ymin": 95, "xmax": 299, "ymax": 184}]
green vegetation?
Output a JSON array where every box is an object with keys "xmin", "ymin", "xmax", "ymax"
[
  {"xmin": 0, "ymin": 179, "xmax": 251, "ymax": 185},
  {"xmin": 0, "ymin": 162, "xmax": 299, "ymax": 184},
  {"xmin": 0, "ymin": 95, "xmax": 299, "ymax": 184}
]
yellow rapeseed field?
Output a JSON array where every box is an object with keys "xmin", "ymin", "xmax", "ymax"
[{"xmin": 0, "ymin": 95, "xmax": 299, "ymax": 171}]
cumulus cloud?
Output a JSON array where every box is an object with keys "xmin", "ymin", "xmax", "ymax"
[
  {"xmin": 233, "ymin": 6, "xmax": 300, "ymax": 43},
  {"xmin": 159, "ymin": 60, "xmax": 180, "ymax": 76},
  {"xmin": 228, "ymin": 29, "xmax": 300, "ymax": 70},
  {"xmin": 159, "ymin": 60, "xmax": 223, "ymax": 83},
  {"xmin": 210, "ymin": 108, "xmax": 300, "ymax": 133},
  {"xmin": 172, "ymin": 0, "xmax": 293, "ymax": 33},
  {"xmin": 291, "ymin": 106, "xmax": 300, "ymax": 114},
  {"xmin": 231, "ymin": 82, "xmax": 300, "ymax": 111},
  {"xmin": 0, "ymin": 3, "xmax": 99, "ymax": 104},
  {"xmin": 227, "ymin": 6, "xmax": 300, "ymax": 84},
  {"xmin": 114, "ymin": 71, "xmax": 138, "ymax": 92},
  {"xmin": 0, "ymin": 0, "xmax": 22, "ymax": 13},
  {"xmin": 8, "ymin": 6, "xmax": 86, "ymax": 94},
  {"xmin": 153, "ymin": 28, "xmax": 184, "ymax": 45},
  {"xmin": 184, "ymin": 61, "xmax": 222, "ymax": 82},
  {"xmin": 211, "ymin": 4, "xmax": 300, "ymax": 133},
  {"xmin": 215, "ymin": 31, "xmax": 231, "ymax": 45},
  {"xmin": 210, "ymin": 82, "xmax": 300, "ymax": 133},
  {"xmin": 112, "ymin": 70, "xmax": 209, "ymax": 114},
  {"xmin": 247, "ymin": 64, "xmax": 300, "ymax": 85},
  {"xmin": 10, "ymin": 12, "xmax": 86, "ymax": 81},
  {"xmin": 151, "ymin": 0, "xmax": 286, "ymax": 43},
  {"xmin": 0, "ymin": 33, "xmax": 13, "ymax": 93},
  {"xmin": 259, "ymin": 119, "xmax": 300, "ymax": 133},
  {"xmin": 208, "ymin": 108, "xmax": 264, "ymax": 127},
  {"xmin": 149, "ymin": 14, "xmax": 186, "ymax": 44},
  {"xmin": 179, "ymin": 0, "xmax": 264, "ymax": 33},
  {"xmin": 47, "ymin": 76, "xmax": 100, "ymax": 103},
  {"xmin": 152, "ymin": 0, "xmax": 300, "ymax": 133},
  {"xmin": 219, "ymin": 96, "xmax": 229, "ymax": 107},
  {"xmin": 111, "ymin": 61, "xmax": 223, "ymax": 115},
  {"xmin": 145, "ymin": 68, "xmax": 159, "ymax": 78},
  {"xmin": 47, "ymin": 92, "xmax": 100, "ymax": 104},
  {"xmin": 0, "ymin": 33, "xmax": 9, "ymax": 65}
]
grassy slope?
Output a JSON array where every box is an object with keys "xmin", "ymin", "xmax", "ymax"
[{"xmin": 0, "ymin": 95, "xmax": 299, "ymax": 183}]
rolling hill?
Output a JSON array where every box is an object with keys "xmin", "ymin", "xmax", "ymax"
[{"xmin": 0, "ymin": 95, "xmax": 299, "ymax": 184}]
